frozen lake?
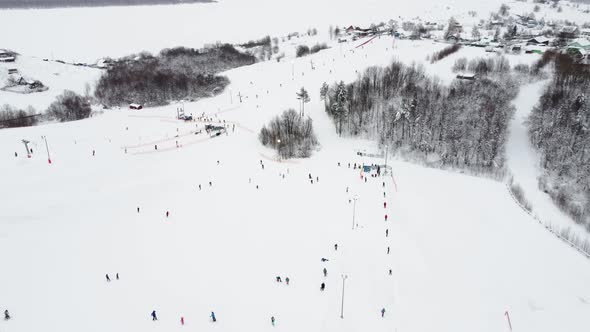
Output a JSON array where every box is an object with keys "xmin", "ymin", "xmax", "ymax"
[{"xmin": 0, "ymin": 0, "xmax": 212, "ymax": 9}]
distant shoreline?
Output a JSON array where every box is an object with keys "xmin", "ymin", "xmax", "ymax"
[{"xmin": 0, "ymin": 0, "xmax": 215, "ymax": 10}]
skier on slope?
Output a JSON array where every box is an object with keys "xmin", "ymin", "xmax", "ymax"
[
  {"xmin": 151, "ymin": 310, "xmax": 158, "ymax": 321},
  {"xmin": 320, "ymin": 282, "xmax": 325, "ymax": 291},
  {"xmin": 271, "ymin": 316, "xmax": 275, "ymax": 326},
  {"xmin": 106, "ymin": 274, "xmax": 111, "ymax": 282},
  {"xmin": 386, "ymin": 229, "xmax": 389, "ymax": 237},
  {"xmin": 381, "ymin": 308, "xmax": 386, "ymax": 317},
  {"xmin": 4, "ymin": 310, "xmax": 10, "ymax": 320},
  {"xmin": 210, "ymin": 311, "xmax": 216, "ymax": 322},
  {"xmin": 323, "ymin": 268, "xmax": 327, "ymax": 277}
]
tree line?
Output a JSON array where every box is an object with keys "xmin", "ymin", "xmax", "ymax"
[{"xmin": 528, "ymin": 51, "xmax": 590, "ymax": 229}]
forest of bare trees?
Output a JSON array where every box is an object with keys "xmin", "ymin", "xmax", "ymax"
[
  {"xmin": 322, "ymin": 59, "xmax": 518, "ymax": 174},
  {"xmin": 95, "ymin": 45, "xmax": 256, "ymax": 107},
  {"xmin": 528, "ymin": 52, "xmax": 590, "ymax": 229}
]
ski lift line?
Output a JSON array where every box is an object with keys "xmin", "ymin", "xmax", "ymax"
[
  {"xmin": 236, "ymin": 123, "xmax": 255, "ymax": 134},
  {"xmin": 213, "ymin": 105, "xmax": 242, "ymax": 116},
  {"xmin": 390, "ymin": 171, "xmax": 398, "ymax": 192},
  {"xmin": 123, "ymin": 131, "xmax": 197, "ymax": 149},
  {"xmin": 355, "ymin": 35, "xmax": 379, "ymax": 49},
  {"xmin": 259, "ymin": 152, "xmax": 299, "ymax": 165},
  {"xmin": 127, "ymin": 114, "xmax": 173, "ymax": 119},
  {"xmin": 129, "ymin": 135, "xmax": 214, "ymax": 155}
]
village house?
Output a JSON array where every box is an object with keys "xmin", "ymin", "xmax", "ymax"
[
  {"xmin": 527, "ymin": 36, "xmax": 551, "ymax": 46},
  {"xmin": 567, "ymin": 38, "xmax": 590, "ymax": 51},
  {"xmin": 456, "ymin": 73, "xmax": 477, "ymax": 81},
  {"xmin": 566, "ymin": 38, "xmax": 590, "ymax": 60},
  {"xmin": 0, "ymin": 54, "xmax": 16, "ymax": 62},
  {"xmin": 559, "ymin": 26, "xmax": 580, "ymax": 39}
]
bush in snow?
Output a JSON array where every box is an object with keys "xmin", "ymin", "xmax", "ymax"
[
  {"xmin": 430, "ymin": 44, "xmax": 461, "ymax": 63},
  {"xmin": 310, "ymin": 43, "xmax": 329, "ymax": 54},
  {"xmin": 467, "ymin": 56, "xmax": 510, "ymax": 75},
  {"xmin": 259, "ymin": 109, "xmax": 318, "ymax": 159},
  {"xmin": 513, "ymin": 64, "xmax": 531, "ymax": 75},
  {"xmin": 452, "ymin": 57, "xmax": 468, "ymax": 72},
  {"xmin": 509, "ymin": 179, "xmax": 532, "ymax": 212},
  {"xmin": 240, "ymin": 36, "xmax": 271, "ymax": 49},
  {"xmin": 296, "ymin": 45, "xmax": 310, "ymax": 58},
  {"xmin": 47, "ymin": 90, "xmax": 92, "ymax": 122},
  {"xmin": 297, "ymin": 43, "xmax": 329, "ymax": 58}
]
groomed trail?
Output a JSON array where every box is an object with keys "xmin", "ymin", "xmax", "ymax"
[
  {"xmin": 505, "ymin": 81, "xmax": 590, "ymax": 246},
  {"xmin": 1, "ymin": 36, "xmax": 590, "ymax": 332}
]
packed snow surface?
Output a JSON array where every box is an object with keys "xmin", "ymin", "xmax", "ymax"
[{"xmin": 1, "ymin": 34, "xmax": 590, "ymax": 332}]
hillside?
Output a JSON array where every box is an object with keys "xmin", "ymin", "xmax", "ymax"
[{"xmin": 2, "ymin": 33, "xmax": 590, "ymax": 332}]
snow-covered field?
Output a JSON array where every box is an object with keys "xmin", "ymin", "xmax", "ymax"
[
  {"xmin": 2, "ymin": 34, "xmax": 590, "ymax": 332},
  {"xmin": 0, "ymin": 56, "xmax": 102, "ymax": 110},
  {"xmin": 1, "ymin": 0, "xmax": 589, "ymax": 63}
]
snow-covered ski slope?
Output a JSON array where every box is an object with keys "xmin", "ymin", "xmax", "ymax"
[
  {"xmin": 1, "ymin": 0, "xmax": 589, "ymax": 62},
  {"xmin": 2, "ymin": 35, "xmax": 590, "ymax": 332},
  {"xmin": 506, "ymin": 82, "xmax": 590, "ymax": 246}
]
